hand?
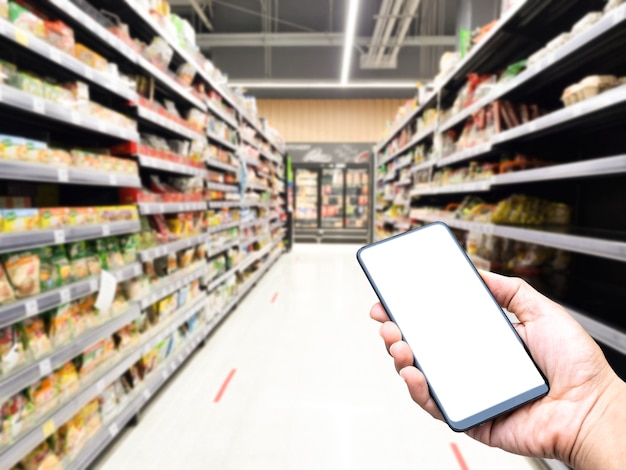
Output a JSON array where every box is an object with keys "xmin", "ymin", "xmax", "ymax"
[{"xmin": 370, "ymin": 271, "xmax": 626, "ymax": 470}]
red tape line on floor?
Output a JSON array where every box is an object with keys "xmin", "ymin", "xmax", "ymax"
[
  {"xmin": 450, "ymin": 442, "xmax": 469, "ymax": 470},
  {"xmin": 214, "ymin": 368, "xmax": 237, "ymax": 403},
  {"xmin": 271, "ymin": 292, "xmax": 279, "ymax": 303}
]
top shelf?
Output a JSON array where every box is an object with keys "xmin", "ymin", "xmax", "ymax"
[{"xmin": 376, "ymin": 0, "xmax": 607, "ymax": 153}]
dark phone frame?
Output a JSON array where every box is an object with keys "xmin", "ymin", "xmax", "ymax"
[{"xmin": 357, "ymin": 222, "xmax": 549, "ymax": 432}]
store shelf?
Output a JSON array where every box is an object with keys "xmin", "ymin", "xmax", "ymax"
[
  {"xmin": 567, "ymin": 306, "xmax": 626, "ymax": 356},
  {"xmin": 206, "ymin": 221, "xmax": 241, "ymax": 234},
  {"xmin": 0, "ymin": 20, "xmax": 137, "ymax": 102},
  {"xmin": 242, "ymin": 200, "xmax": 271, "ymax": 208},
  {"xmin": 259, "ymin": 149, "xmax": 282, "ymax": 165},
  {"xmin": 412, "ymin": 213, "xmax": 626, "ymax": 262},
  {"xmin": 138, "ymin": 234, "xmax": 209, "ymax": 263},
  {"xmin": 240, "ymin": 155, "xmax": 261, "ymax": 168},
  {"xmin": 437, "ymin": 142, "xmax": 495, "ymax": 167},
  {"xmin": 47, "ymin": 0, "xmax": 139, "ymax": 64},
  {"xmin": 134, "ymin": 105, "xmax": 204, "ymax": 141},
  {"xmin": 0, "ymin": 84, "xmax": 139, "ymax": 142},
  {"xmin": 0, "ymin": 220, "xmax": 141, "ymax": 255},
  {"xmin": 493, "ymin": 155, "xmax": 626, "ymax": 185},
  {"xmin": 206, "ymin": 265, "xmax": 238, "ymax": 292},
  {"xmin": 207, "ymin": 238, "xmax": 240, "ymax": 258},
  {"xmin": 493, "ymin": 84, "xmax": 626, "ymax": 145},
  {"xmin": 139, "ymin": 263, "xmax": 208, "ymax": 309},
  {"xmin": 136, "ymin": 154, "xmax": 207, "ymax": 177},
  {"xmin": 137, "ymin": 201, "xmax": 207, "ymax": 215},
  {"xmin": 205, "ymin": 158, "xmax": 240, "ymax": 173},
  {"xmin": 246, "ymin": 182, "xmax": 271, "ymax": 192},
  {"xmin": 0, "ymin": 292, "xmax": 207, "ymax": 470},
  {"xmin": 206, "ymin": 131, "xmax": 238, "ymax": 151},
  {"xmin": 410, "ymin": 179, "xmax": 493, "ymax": 197},
  {"xmin": 207, "ymin": 200, "xmax": 241, "ymax": 209},
  {"xmin": 440, "ymin": 3, "xmax": 626, "ymax": 133},
  {"xmin": 0, "ymin": 160, "xmax": 141, "ymax": 187},
  {"xmin": 206, "ymin": 182, "xmax": 239, "ymax": 193},
  {"xmin": 238, "ymin": 244, "xmax": 273, "ymax": 273},
  {"xmin": 0, "ymin": 262, "xmax": 142, "ymax": 330},
  {"xmin": 241, "ymin": 217, "xmax": 271, "ymax": 229},
  {"xmin": 411, "ymin": 159, "xmax": 438, "ymax": 173},
  {"xmin": 206, "ymin": 99, "xmax": 239, "ymax": 130},
  {"xmin": 0, "ymin": 303, "xmax": 141, "ymax": 405},
  {"xmin": 67, "ymin": 297, "xmax": 211, "ymax": 470}
]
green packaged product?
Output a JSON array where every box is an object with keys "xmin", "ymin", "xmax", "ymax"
[
  {"xmin": 38, "ymin": 247, "xmax": 57, "ymax": 292},
  {"xmin": 106, "ymin": 237, "xmax": 125, "ymax": 269},
  {"xmin": 50, "ymin": 245, "xmax": 72, "ymax": 286},
  {"xmin": 118, "ymin": 234, "xmax": 138, "ymax": 265},
  {"xmin": 66, "ymin": 241, "xmax": 89, "ymax": 280}
]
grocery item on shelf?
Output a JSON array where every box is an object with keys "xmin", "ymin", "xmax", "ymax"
[
  {"xmin": 492, "ymin": 195, "xmax": 572, "ymax": 226},
  {"xmin": 561, "ymin": 75, "xmax": 625, "ymax": 107}
]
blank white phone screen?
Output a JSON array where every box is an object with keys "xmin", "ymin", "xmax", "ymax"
[{"xmin": 359, "ymin": 224, "xmax": 546, "ymax": 424}]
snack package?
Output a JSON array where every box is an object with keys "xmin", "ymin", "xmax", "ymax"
[
  {"xmin": 0, "ymin": 324, "xmax": 25, "ymax": 376},
  {"xmin": 3, "ymin": 250, "xmax": 41, "ymax": 298},
  {"xmin": 19, "ymin": 315, "xmax": 52, "ymax": 359},
  {"xmin": 21, "ymin": 439, "xmax": 62, "ymax": 470},
  {"xmin": 27, "ymin": 373, "xmax": 59, "ymax": 417},
  {"xmin": 75, "ymin": 294, "xmax": 98, "ymax": 329},
  {"xmin": 66, "ymin": 241, "xmax": 89, "ymax": 280},
  {"xmin": 50, "ymin": 245, "xmax": 72, "ymax": 286},
  {"xmin": 106, "ymin": 237, "xmax": 125, "ymax": 269},
  {"xmin": 38, "ymin": 246, "xmax": 57, "ymax": 292},
  {"xmin": 118, "ymin": 234, "xmax": 138, "ymax": 265},
  {"xmin": 1, "ymin": 208, "xmax": 39, "ymax": 232},
  {"xmin": 55, "ymin": 413, "xmax": 85, "ymax": 460},
  {"xmin": 39, "ymin": 208, "xmax": 69, "ymax": 230},
  {"xmin": 2, "ymin": 391, "xmax": 34, "ymax": 442},
  {"xmin": 8, "ymin": 1, "xmax": 45, "ymax": 38},
  {"xmin": 57, "ymin": 361, "xmax": 79, "ymax": 397},
  {"xmin": 46, "ymin": 303, "xmax": 73, "ymax": 347},
  {"xmin": 0, "ymin": 263, "xmax": 16, "ymax": 304},
  {"xmin": 84, "ymin": 241, "xmax": 102, "ymax": 276}
]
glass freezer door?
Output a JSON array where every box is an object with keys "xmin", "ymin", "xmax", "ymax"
[
  {"xmin": 295, "ymin": 169, "xmax": 319, "ymax": 228},
  {"xmin": 321, "ymin": 168, "xmax": 345, "ymax": 228},
  {"xmin": 345, "ymin": 168, "xmax": 369, "ymax": 229}
]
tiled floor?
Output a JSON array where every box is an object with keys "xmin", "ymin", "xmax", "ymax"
[{"xmin": 95, "ymin": 244, "xmax": 539, "ymax": 470}]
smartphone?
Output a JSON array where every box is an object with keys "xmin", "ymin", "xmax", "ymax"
[{"xmin": 357, "ymin": 222, "xmax": 548, "ymax": 432}]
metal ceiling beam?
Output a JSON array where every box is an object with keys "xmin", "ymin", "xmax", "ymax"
[{"xmin": 196, "ymin": 32, "xmax": 455, "ymax": 48}]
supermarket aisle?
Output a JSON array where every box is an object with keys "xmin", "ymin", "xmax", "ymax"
[{"xmin": 95, "ymin": 244, "xmax": 537, "ymax": 470}]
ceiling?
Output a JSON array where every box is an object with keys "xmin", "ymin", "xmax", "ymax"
[{"xmin": 169, "ymin": 0, "xmax": 460, "ymax": 99}]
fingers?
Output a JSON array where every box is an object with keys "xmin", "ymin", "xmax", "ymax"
[
  {"xmin": 389, "ymin": 341, "xmax": 415, "ymax": 373},
  {"xmin": 399, "ymin": 367, "xmax": 444, "ymax": 421},
  {"xmin": 369, "ymin": 302, "xmax": 389, "ymax": 323},
  {"xmin": 380, "ymin": 321, "xmax": 402, "ymax": 354}
]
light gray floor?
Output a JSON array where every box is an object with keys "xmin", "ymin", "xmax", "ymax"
[{"xmin": 96, "ymin": 244, "xmax": 537, "ymax": 470}]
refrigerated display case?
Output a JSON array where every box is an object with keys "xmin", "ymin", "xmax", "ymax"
[{"xmin": 294, "ymin": 163, "xmax": 371, "ymax": 243}]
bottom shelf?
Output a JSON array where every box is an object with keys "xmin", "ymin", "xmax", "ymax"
[{"xmin": 65, "ymin": 248, "xmax": 285, "ymax": 469}]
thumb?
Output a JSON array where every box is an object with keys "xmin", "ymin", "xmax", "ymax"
[{"xmin": 479, "ymin": 270, "xmax": 550, "ymax": 324}]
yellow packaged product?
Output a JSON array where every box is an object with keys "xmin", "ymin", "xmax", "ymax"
[
  {"xmin": 79, "ymin": 398, "xmax": 101, "ymax": 439},
  {"xmin": 1, "ymin": 208, "xmax": 39, "ymax": 233},
  {"xmin": 68, "ymin": 207, "xmax": 99, "ymax": 226},
  {"xmin": 20, "ymin": 315, "xmax": 52, "ymax": 359},
  {"xmin": 28, "ymin": 374, "xmax": 59, "ymax": 417},
  {"xmin": 39, "ymin": 207, "xmax": 69, "ymax": 230},
  {"xmin": 47, "ymin": 303, "xmax": 73, "ymax": 347},
  {"xmin": 57, "ymin": 361, "xmax": 80, "ymax": 397},
  {"xmin": 74, "ymin": 43, "xmax": 108, "ymax": 72}
]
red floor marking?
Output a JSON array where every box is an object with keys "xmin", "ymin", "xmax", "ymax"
[
  {"xmin": 450, "ymin": 443, "xmax": 469, "ymax": 470},
  {"xmin": 271, "ymin": 292, "xmax": 279, "ymax": 303},
  {"xmin": 214, "ymin": 368, "xmax": 237, "ymax": 403}
]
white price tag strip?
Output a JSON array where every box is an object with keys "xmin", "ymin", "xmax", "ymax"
[
  {"xmin": 49, "ymin": 48, "xmax": 62, "ymax": 63},
  {"xmin": 25, "ymin": 299, "xmax": 38, "ymax": 317},
  {"xmin": 90, "ymin": 279, "xmax": 99, "ymax": 292},
  {"xmin": 53, "ymin": 230, "xmax": 65, "ymax": 244},
  {"xmin": 102, "ymin": 224, "xmax": 111, "ymax": 236},
  {"xmin": 109, "ymin": 174, "xmax": 118, "ymax": 186},
  {"xmin": 39, "ymin": 358, "xmax": 52, "ymax": 377},
  {"xmin": 109, "ymin": 423, "xmax": 120, "ymax": 437},
  {"xmin": 32, "ymin": 97, "xmax": 45, "ymax": 114},
  {"xmin": 60, "ymin": 288, "xmax": 71, "ymax": 304},
  {"xmin": 96, "ymin": 379, "xmax": 106, "ymax": 394},
  {"xmin": 143, "ymin": 389, "xmax": 151, "ymax": 401},
  {"xmin": 70, "ymin": 111, "xmax": 81, "ymax": 126},
  {"xmin": 57, "ymin": 168, "xmax": 69, "ymax": 183}
]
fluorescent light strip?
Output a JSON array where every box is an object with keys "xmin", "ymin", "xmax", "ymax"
[
  {"xmin": 341, "ymin": 0, "xmax": 360, "ymax": 85},
  {"xmin": 231, "ymin": 81, "xmax": 416, "ymax": 89}
]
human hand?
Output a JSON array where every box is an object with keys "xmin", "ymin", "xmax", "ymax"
[{"xmin": 370, "ymin": 270, "xmax": 626, "ymax": 470}]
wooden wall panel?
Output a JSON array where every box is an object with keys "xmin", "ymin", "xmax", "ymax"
[{"xmin": 257, "ymin": 99, "xmax": 406, "ymax": 143}]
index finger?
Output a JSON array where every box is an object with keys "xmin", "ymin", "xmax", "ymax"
[{"xmin": 370, "ymin": 302, "xmax": 389, "ymax": 323}]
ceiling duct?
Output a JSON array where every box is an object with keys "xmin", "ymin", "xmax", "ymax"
[{"xmin": 360, "ymin": 0, "xmax": 422, "ymax": 69}]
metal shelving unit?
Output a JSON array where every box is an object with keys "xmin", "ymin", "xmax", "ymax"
[
  {"xmin": 0, "ymin": 0, "xmax": 289, "ymax": 466},
  {"xmin": 0, "ymin": 220, "xmax": 141, "ymax": 255},
  {"xmin": 374, "ymin": 5, "xmax": 626, "ymax": 463}
]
